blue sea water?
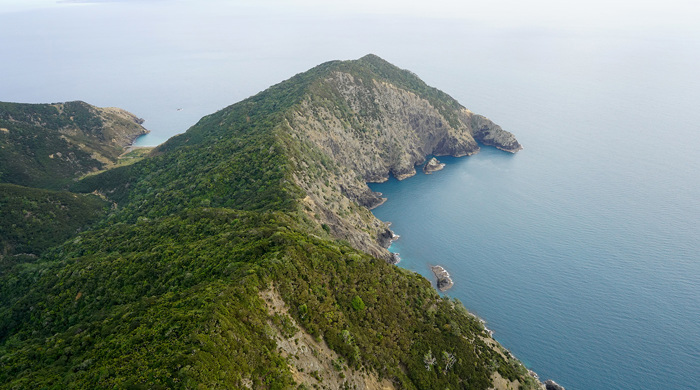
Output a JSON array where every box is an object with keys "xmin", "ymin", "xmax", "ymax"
[
  {"xmin": 369, "ymin": 41, "xmax": 700, "ymax": 388},
  {"xmin": 2, "ymin": 2, "xmax": 700, "ymax": 389}
]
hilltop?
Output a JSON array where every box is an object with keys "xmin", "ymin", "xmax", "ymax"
[
  {"xmin": 77, "ymin": 54, "xmax": 521, "ymax": 259},
  {"xmin": 0, "ymin": 55, "xmax": 542, "ymax": 389}
]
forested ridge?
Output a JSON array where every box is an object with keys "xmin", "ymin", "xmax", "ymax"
[{"xmin": 0, "ymin": 56, "xmax": 539, "ymax": 389}]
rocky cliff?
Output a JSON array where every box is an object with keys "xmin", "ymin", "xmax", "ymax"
[
  {"xmin": 281, "ymin": 54, "xmax": 521, "ymax": 259},
  {"xmin": 290, "ymin": 56, "xmax": 521, "ymax": 184},
  {"xmin": 423, "ymin": 157, "xmax": 445, "ymax": 174}
]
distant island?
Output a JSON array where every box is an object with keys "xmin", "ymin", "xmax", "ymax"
[{"xmin": 0, "ymin": 55, "xmax": 556, "ymax": 389}]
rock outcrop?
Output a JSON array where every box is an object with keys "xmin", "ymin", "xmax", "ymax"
[
  {"xmin": 431, "ymin": 265, "xmax": 454, "ymax": 292},
  {"xmin": 545, "ymin": 379, "xmax": 566, "ymax": 390},
  {"xmin": 283, "ymin": 55, "xmax": 521, "ymax": 259},
  {"xmin": 423, "ymin": 157, "xmax": 445, "ymax": 174},
  {"xmin": 469, "ymin": 113, "xmax": 523, "ymax": 153}
]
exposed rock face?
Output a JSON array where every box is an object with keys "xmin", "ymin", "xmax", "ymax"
[
  {"xmin": 423, "ymin": 157, "xmax": 445, "ymax": 174},
  {"xmin": 261, "ymin": 286, "xmax": 397, "ymax": 390},
  {"xmin": 468, "ymin": 113, "xmax": 523, "ymax": 153},
  {"xmin": 388, "ymin": 252, "xmax": 401, "ymax": 264},
  {"xmin": 284, "ymin": 56, "xmax": 521, "ymax": 259},
  {"xmin": 431, "ymin": 265, "xmax": 454, "ymax": 292},
  {"xmin": 95, "ymin": 106, "xmax": 149, "ymax": 149},
  {"xmin": 377, "ymin": 226, "xmax": 395, "ymax": 248},
  {"xmin": 545, "ymin": 379, "xmax": 565, "ymax": 390},
  {"xmin": 292, "ymin": 68, "xmax": 520, "ymax": 184},
  {"xmin": 292, "ymin": 73, "xmax": 473, "ymax": 184}
]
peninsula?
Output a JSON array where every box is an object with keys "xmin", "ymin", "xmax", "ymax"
[
  {"xmin": 0, "ymin": 101, "xmax": 148, "ymax": 189},
  {"xmin": 0, "ymin": 55, "xmax": 550, "ymax": 389}
]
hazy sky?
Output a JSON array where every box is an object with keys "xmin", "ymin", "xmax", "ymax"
[
  {"xmin": 2, "ymin": 0, "xmax": 698, "ymax": 32},
  {"xmin": 2, "ymin": 0, "xmax": 698, "ymax": 145}
]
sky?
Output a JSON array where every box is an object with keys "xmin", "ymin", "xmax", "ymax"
[
  {"xmin": 1, "ymin": 0, "xmax": 698, "ymax": 145},
  {"xmin": 2, "ymin": 0, "xmax": 698, "ymax": 32}
]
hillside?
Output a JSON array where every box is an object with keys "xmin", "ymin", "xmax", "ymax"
[
  {"xmin": 0, "ymin": 183, "xmax": 110, "ymax": 258},
  {"xmin": 0, "ymin": 56, "xmax": 542, "ymax": 389},
  {"xmin": 76, "ymin": 54, "xmax": 521, "ymax": 259},
  {"xmin": 0, "ymin": 101, "xmax": 149, "ymax": 189}
]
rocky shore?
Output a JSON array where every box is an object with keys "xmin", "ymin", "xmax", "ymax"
[
  {"xmin": 423, "ymin": 157, "xmax": 445, "ymax": 174},
  {"xmin": 544, "ymin": 379, "xmax": 565, "ymax": 390},
  {"xmin": 430, "ymin": 265, "xmax": 454, "ymax": 292},
  {"xmin": 389, "ymin": 252, "xmax": 401, "ymax": 264}
]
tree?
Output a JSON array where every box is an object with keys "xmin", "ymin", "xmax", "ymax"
[
  {"xmin": 350, "ymin": 295, "xmax": 365, "ymax": 311},
  {"xmin": 442, "ymin": 351, "xmax": 456, "ymax": 375},
  {"xmin": 423, "ymin": 350, "xmax": 436, "ymax": 371}
]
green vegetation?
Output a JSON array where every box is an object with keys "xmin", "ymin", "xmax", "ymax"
[
  {"xmin": 0, "ymin": 209, "xmax": 297, "ymax": 389},
  {"xmin": 0, "ymin": 56, "xmax": 538, "ymax": 389},
  {"xmin": 0, "ymin": 101, "xmax": 147, "ymax": 189},
  {"xmin": 0, "ymin": 208, "xmax": 533, "ymax": 389},
  {"xmin": 72, "ymin": 131, "xmax": 303, "ymax": 224},
  {"xmin": 81, "ymin": 147, "xmax": 154, "ymax": 179},
  {"xmin": 336, "ymin": 54, "xmax": 466, "ymax": 128},
  {"xmin": 0, "ymin": 183, "xmax": 109, "ymax": 258},
  {"xmin": 350, "ymin": 295, "xmax": 366, "ymax": 311},
  {"xmin": 0, "ymin": 115, "xmax": 102, "ymax": 189}
]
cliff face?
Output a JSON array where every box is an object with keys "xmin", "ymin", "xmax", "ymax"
[
  {"xmin": 468, "ymin": 113, "xmax": 523, "ymax": 153},
  {"xmin": 292, "ymin": 67, "xmax": 520, "ymax": 184},
  {"xmin": 283, "ymin": 55, "xmax": 521, "ymax": 259},
  {"xmin": 0, "ymin": 101, "xmax": 148, "ymax": 189}
]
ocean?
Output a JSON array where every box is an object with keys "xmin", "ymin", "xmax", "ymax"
[
  {"xmin": 369, "ymin": 32, "xmax": 700, "ymax": 388},
  {"xmin": 2, "ymin": 1, "xmax": 699, "ymax": 388}
]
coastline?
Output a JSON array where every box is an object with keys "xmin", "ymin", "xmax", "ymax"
[
  {"xmin": 383, "ymin": 221, "xmax": 401, "ymax": 264},
  {"xmin": 368, "ymin": 148, "xmax": 563, "ymax": 389}
]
